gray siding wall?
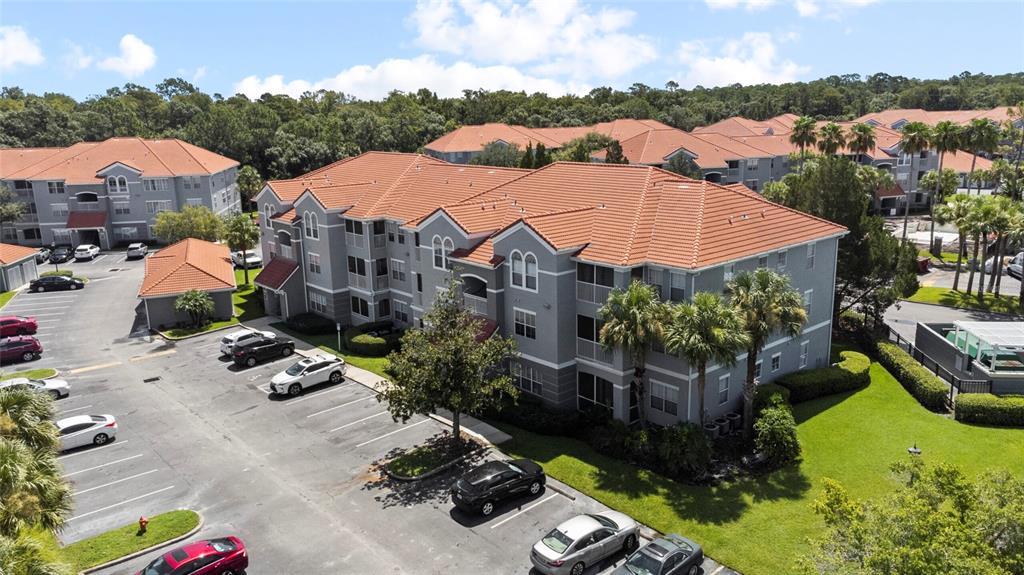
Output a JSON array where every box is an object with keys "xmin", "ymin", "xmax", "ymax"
[
  {"xmin": 1, "ymin": 257, "xmax": 38, "ymax": 291},
  {"xmin": 146, "ymin": 291, "xmax": 233, "ymax": 330}
]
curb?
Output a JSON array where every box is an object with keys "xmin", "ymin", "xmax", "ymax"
[
  {"xmin": 426, "ymin": 412, "xmax": 493, "ymax": 447},
  {"xmin": 897, "ymin": 298, "xmax": 1023, "ymax": 318},
  {"xmin": 156, "ymin": 321, "xmax": 245, "ymax": 342},
  {"xmin": 384, "ymin": 446, "xmax": 488, "ymax": 482},
  {"xmin": 78, "ymin": 512, "xmax": 204, "ymax": 574}
]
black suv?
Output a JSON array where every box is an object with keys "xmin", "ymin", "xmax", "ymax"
[
  {"xmin": 48, "ymin": 246, "xmax": 73, "ymax": 264},
  {"xmin": 451, "ymin": 459, "xmax": 545, "ymax": 517},
  {"xmin": 232, "ymin": 337, "xmax": 295, "ymax": 367},
  {"xmin": 29, "ymin": 275, "xmax": 84, "ymax": 293}
]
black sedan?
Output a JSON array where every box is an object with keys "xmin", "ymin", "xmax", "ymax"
[
  {"xmin": 612, "ymin": 533, "xmax": 704, "ymax": 575},
  {"xmin": 29, "ymin": 275, "xmax": 84, "ymax": 293},
  {"xmin": 232, "ymin": 337, "xmax": 295, "ymax": 367},
  {"xmin": 451, "ymin": 459, "xmax": 545, "ymax": 517},
  {"xmin": 48, "ymin": 246, "xmax": 73, "ymax": 264}
]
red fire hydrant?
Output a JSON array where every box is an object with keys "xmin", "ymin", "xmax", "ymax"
[{"xmin": 138, "ymin": 516, "xmax": 149, "ymax": 534}]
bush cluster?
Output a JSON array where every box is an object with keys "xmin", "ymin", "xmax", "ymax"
[
  {"xmin": 285, "ymin": 312, "xmax": 336, "ymax": 335},
  {"xmin": 955, "ymin": 394, "xmax": 1024, "ymax": 427},
  {"xmin": 753, "ymin": 383, "xmax": 791, "ymax": 417},
  {"xmin": 40, "ymin": 269, "xmax": 73, "ymax": 278},
  {"xmin": 874, "ymin": 341, "xmax": 949, "ymax": 412},
  {"xmin": 344, "ymin": 320, "xmax": 402, "ymax": 356},
  {"xmin": 754, "ymin": 404, "xmax": 801, "ymax": 468},
  {"xmin": 776, "ymin": 351, "xmax": 870, "ymax": 403}
]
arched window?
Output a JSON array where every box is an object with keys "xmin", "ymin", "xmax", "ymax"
[
  {"xmin": 524, "ymin": 253, "xmax": 538, "ymax": 290},
  {"xmin": 116, "ymin": 176, "xmax": 128, "ymax": 193},
  {"xmin": 443, "ymin": 238, "xmax": 454, "ymax": 270},
  {"xmin": 511, "ymin": 251, "xmax": 524, "ymax": 287},
  {"xmin": 264, "ymin": 204, "xmax": 272, "ymax": 228},
  {"xmin": 308, "ymin": 213, "xmax": 318, "ymax": 239},
  {"xmin": 432, "ymin": 236, "xmax": 444, "ymax": 269},
  {"xmin": 106, "ymin": 176, "xmax": 117, "ymax": 194}
]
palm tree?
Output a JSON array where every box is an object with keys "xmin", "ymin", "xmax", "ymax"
[
  {"xmin": 726, "ymin": 269, "xmax": 807, "ymax": 439},
  {"xmin": 0, "ymin": 389, "xmax": 58, "ymax": 452},
  {"xmin": 966, "ymin": 196, "xmax": 996, "ymax": 296},
  {"xmin": 789, "ymin": 116, "xmax": 817, "ymax": 174},
  {"xmin": 898, "ymin": 121, "xmax": 933, "ymax": 242},
  {"xmin": 928, "ymin": 121, "xmax": 963, "ymax": 249},
  {"xmin": 222, "ymin": 212, "xmax": 261, "ymax": 285},
  {"xmin": 962, "ymin": 118, "xmax": 1001, "ymax": 196},
  {"xmin": 0, "ymin": 531, "xmax": 71, "ymax": 575},
  {"xmin": 934, "ymin": 194, "xmax": 976, "ymax": 291},
  {"xmin": 1010, "ymin": 210, "xmax": 1024, "ymax": 310},
  {"xmin": 847, "ymin": 123, "xmax": 877, "ymax": 161},
  {"xmin": 986, "ymin": 196, "xmax": 1017, "ymax": 296},
  {"xmin": 0, "ymin": 438, "xmax": 72, "ymax": 539},
  {"xmin": 598, "ymin": 280, "xmax": 669, "ymax": 428},
  {"xmin": 663, "ymin": 292, "xmax": 749, "ymax": 426},
  {"xmin": 816, "ymin": 122, "xmax": 847, "ymax": 155}
]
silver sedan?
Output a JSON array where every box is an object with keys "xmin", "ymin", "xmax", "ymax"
[{"xmin": 531, "ymin": 511, "xmax": 639, "ymax": 575}]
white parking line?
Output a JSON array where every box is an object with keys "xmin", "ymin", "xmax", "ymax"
[
  {"xmin": 709, "ymin": 566, "xmax": 725, "ymax": 575},
  {"xmin": 306, "ymin": 395, "xmax": 376, "ymax": 418},
  {"xmin": 355, "ymin": 419, "xmax": 429, "ymax": 447},
  {"xmin": 69, "ymin": 361, "xmax": 123, "ymax": 374},
  {"xmin": 284, "ymin": 382, "xmax": 356, "ymax": 406},
  {"xmin": 60, "ymin": 404, "xmax": 93, "ymax": 414},
  {"xmin": 58, "ymin": 441, "xmax": 128, "ymax": 460},
  {"xmin": 255, "ymin": 384, "xmax": 272, "ymax": 395},
  {"xmin": 25, "ymin": 312, "xmax": 65, "ymax": 317},
  {"xmin": 67, "ymin": 485, "xmax": 175, "ymax": 522},
  {"xmin": 489, "ymin": 493, "xmax": 559, "ymax": 529},
  {"xmin": 74, "ymin": 469, "xmax": 160, "ymax": 495},
  {"xmin": 328, "ymin": 411, "xmax": 389, "ymax": 432},
  {"xmin": 22, "ymin": 296, "xmax": 76, "ymax": 301},
  {"xmin": 65, "ymin": 454, "xmax": 144, "ymax": 477},
  {"xmin": 5, "ymin": 304, "xmax": 67, "ymax": 311}
]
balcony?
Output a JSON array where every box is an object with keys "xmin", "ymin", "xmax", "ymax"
[
  {"xmin": 279, "ymin": 245, "xmax": 294, "ymax": 260},
  {"xmin": 349, "ymin": 273, "xmax": 369, "ymax": 290},
  {"xmin": 414, "ymin": 292, "xmax": 423, "ymax": 306},
  {"xmin": 346, "ymin": 232, "xmax": 366, "ymax": 249},
  {"xmin": 373, "ymin": 274, "xmax": 390, "ymax": 291},
  {"xmin": 75, "ymin": 202, "xmax": 102, "ymax": 212},
  {"xmin": 463, "ymin": 293, "xmax": 488, "ymax": 316},
  {"xmin": 373, "ymin": 234, "xmax": 386, "ymax": 249},
  {"xmin": 577, "ymin": 338, "xmax": 613, "ymax": 364},
  {"xmin": 577, "ymin": 282, "xmax": 612, "ymax": 304}
]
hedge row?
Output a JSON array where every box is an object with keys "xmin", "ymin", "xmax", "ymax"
[
  {"xmin": 874, "ymin": 341, "xmax": 949, "ymax": 412},
  {"xmin": 776, "ymin": 351, "xmax": 870, "ymax": 403},
  {"xmin": 753, "ymin": 383, "xmax": 791, "ymax": 417},
  {"xmin": 955, "ymin": 394, "xmax": 1024, "ymax": 426},
  {"xmin": 344, "ymin": 320, "xmax": 402, "ymax": 357}
]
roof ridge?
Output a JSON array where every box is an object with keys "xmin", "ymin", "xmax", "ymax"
[
  {"xmin": 169, "ymin": 138, "xmax": 209, "ymax": 173},
  {"xmin": 138, "ymin": 137, "xmax": 175, "ymax": 175},
  {"xmin": 621, "ymin": 168, "xmax": 654, "ymax": 265},
  {"xmin": 689, "ymin": 181, "xmax": 709, "ymax": 268},
  {"xmin": 523, "ymin": 205, "xmax": 597, "ymax": 221},
  {"xmin": 365, "ymin": 155, "xmax": 435, "ymax": 215}
]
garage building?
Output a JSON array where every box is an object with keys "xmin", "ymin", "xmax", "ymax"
[
  {"xmin": 138, "ymin": 238, "xmax": 236, "ymax": 331},
  {"xmin": 0, "ymin": 243, "xmax": 40, "ymax": 292}
]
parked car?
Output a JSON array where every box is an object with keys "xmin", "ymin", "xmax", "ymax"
[
  {"xmin": 134, "ymin": 536, "xmax": 248, "ymax": 575},
  {"xmin": 231, "ymin": 250, "xmax": 262, "ymax": 268},
  {"xmin": 270, "ymin": 354, "xmax": 346, "ymax": 396},
  {"xmin": 0, "ymin": 315, "xmax": 37, "ymax": 336},
  {"xmin": 0, "ymin": 336, "xmax": 42, "ymax": 363},
  {"xmin": 612, "ymin": 533, "xmax": 704, "ymax": 575},
  {"xmin": 220, "ymin": 329, "xmax": 277, "ymax": 356},
  {"xmin": 29, "ymin": 274, "xmax": 84, "ymax": 292},
  {"xmin": 232, "ymin": 337, "xmax": 295, "ymax": 367},
  {"xmin": 48, "ymin": 245, "xmax": 73, "ymax": 264},
  {"xmin": 1007, "ymin": 252, "xmax": 1023, "ymax": 279},
  {"xmin": 126, "ymin": 242, "xmax": 149, "ymax": 259},
  {"xmin": 451, "ymin": 459, "xmax": 546, "ymax": 517},
  {"xmin": 531, "ymin": 511, "xmax": 640, "ymax": 575},
  {"xmin": 56, "ymin": 414, "xmax": 116, "ymax": 450},
  {"xmin": 35, "ymin": 247, "xmax": 51, "ymax": 264},
  {"xmin": 74, "ymin": 244, "xmax": 101, "ymax": 260},
  {"xmin": 0, "ymin": 376, "xmax": 70, "ymax": 400}
]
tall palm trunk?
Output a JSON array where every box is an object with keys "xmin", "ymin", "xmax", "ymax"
[
  {"xmin": 994, "ymin": 235, "xmax": 1006, "ymax": 296},
  {"xmin": 632, "ymin": 364, "xmax": 647, "ymax": 429},
  {"xmin": 697, "ymin": 365, "xmax": 708, "ymax": 426},
  {"xmin": 929, "ymin": 154, "xmax": 945, "ymax": 251},
  {"xmin": 977, "ymin": 230, "xmax": 988, "ymax": 299},
  {"xmin": 452, "ymin": 410, "xmax": 461, "ymax": 443},
  {"xmin": 742, "ymin": 348, "xmax": 759, "ymax": 440},
  {"xmin": 987, "ymin": 234, "xmax": 1002, "ymax": 293},
  {"xmin": 967, "ymin": 231, "xmax": 981, "ymax": 293},
  {"xmin": 902, "ymin": 154, "xmax": 913, "ymax": 242},
  {"xmin": 953, "ymin": 232, "xmax": 965, "ymax": 291},
  {"xmin": 966, "ymin": 153, "xmax": 979, "ymax": 195}
]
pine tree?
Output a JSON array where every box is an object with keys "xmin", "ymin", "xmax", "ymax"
[
  {"xmin": 534, "ymin": 143, "xmax": 550, "ymax": 167},
  {"xmin": 519, "ymin": 142, "xmax": 534, "ymax": 169},
  {"xmin": 605, "ymin": 140, "xmax": 628, "ymax": 164}
]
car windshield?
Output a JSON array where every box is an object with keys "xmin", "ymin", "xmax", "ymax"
[
  {"xmin": 141, "ymin": 556, "xmax": 174, "ymax": 575},
  {"xmin": 506, "ymin": 462, "xmax": 524, "ymax": 475},
  {"xmin": 589, "ymin": 514, "xmax": 618, "ymax": 529},
  {"xmin": 285, "ymin": 361, "xmax": 309, "ymax": 376},
  {"xmin": 624, "ymin": 550, "xmax": 664, "ymax": 575},
  {"xmin": 209, "ymin": 538, "xmax": 237, "ymax": 552},
  {"xmin": 541, "ymin": 529, "xmax": 573, "ymax": 554}
]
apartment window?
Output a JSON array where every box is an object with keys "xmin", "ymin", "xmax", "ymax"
[
  {"xmin": 393, "ymin": 300, "xmax": 410, "ymax": 323},
  {"xmin": 146, "ymin": 200, "xmax": 172, "ymax": 214},
  {"xmin": 416, "ymin": 273, "xmax": 423, "ymax": 293},
  {"xmin": 111, "ymin": 226, "xmax": 133, "ymax": 240},
  {"xmin": 800, "ymin": 341, "xmax": 809, "ymax": 368},
  {"xmin": 23, "ymin": 228, "xmax": 40, "ymax": 240},
  {"xmin": 47, "ymin": 181, "xmax": 65, "ymax": 194},
  {"xmin": 375, "ymin": 258, "xmax": 388, "ymax": 278},
  {"xmin": 391, "ymin": 259, "xmax": 406, "ymax": 282},
  {"xmin": 304, "ymin": 212, "xmax": 319, "ymax": 239},
  {"xmin": 777, "ymin": 250, "xmax": 787, "ymax": 271},
  {"xmin": 512, "ymin": 363, "xmax": 543, "ymax": 396},
  {"xmin": 377, "ymin": 299, "xmax": 391, "ymax": 318},
  {"xmin": 350, "ymin": 296, "xmax": 369, "ymax": 318},
  {"xmin": 771, "ymin": 353, "xmax": 782, "ymax": 373},
  {"xmin": 723, "ymin": 264, "xmax": 735, "ymax": 283},
  {"xmin": 2, "ymin": 228, "xmax": 16, "ymax": 241},
  {"xmin": 13, "ymin": 180, "xmax": 31, "ymax": 190},
  {"xmin": 143, "ymin": 178, "xmax": 169, "ymax": 192},
  {"xmin": 114, "ymin": 203, "xmax": 131, "ymax": 215},
  {"xmin": 644, "ymin": 267, "xmax": 663, "ymax": 295},
  {"xmin": 754, "ymin": 360, "xmax": 763, "ymax": 381},
  {"xmin": 577, "ymin": 372, "xmax": 613, "ymax": 412},
  {"xmin": 576, "ymin": 314, "xmax": 605, "ymax": 343},
  {"xmin": 347, "ymin": 256, "xmax": 366, "ymax": 276},
  {"xmin": 182, "ymin": 176, "xmax": 201, "ymax": 190},
  {"xmin": 443, "ymin": 238, "xmax": 454, "ymax": 270},
  {"xmin": 577, "ymin": 262, "xmax": 614, "ymax": 287},
  {"xmin": 897, "ymin": 153, "xmax": 910, "ymax": 166},
  {"xmin": 758, "ymin": 255, "xmax": 768, "ymax": 268},
  {"xmin": 919, "ymin": 150, "xmax": 928, "ymax": 159},
  {"xmin": 804, "ymin": 289, "xmax": 813, "ymax": 315},
  {"xmin": 51, "ymin": 204, "xmax": 68, "ymax": 217},
  {"xmin": 387, "ymin": 223, "xmax": 396, "ymax": 242},
  {"xmin": 398, "ymin": 232, "xmax": 405, "ymax": 244},
  {"xmin": 510, "ymin": 251, "xmax": 539, "ymax": 290},
  {"xmin": 650, "ymin": 381, "xmax": 678, "ymax": 415},
  {"xmin": 345, "ymin": 219, "xmax": 364, "ymax": 236},
  {"xmin": 747, "ymin": 158, "xmax": 759, "ymax": 170},
  {"xmin": 514, "ymin": 308, "xmax": 537, "ymax": 339},
  {"xmin": 432, "ymin": 236, "xmax": 444, "ymax": 269},
  {"xmin": 308, "ymin": 252, "xmax": 321, "ymax": 274},
  {"xmin": 806, "ymin": 242, "xmax": 816, "ymax": 270},
  {"xmin": 106, "ymin": 176, "xmax": 119, "ymax": 194},
  {"xmin": 670, "ymin": 271, "xmax": 686, "ymax": 302},
  {"xmin": 53, "ymin": 229, "xmax": 72, "ymax": 244},
  {"xmin": 310, "ymin": 291, "xmax": 327, "ymax": 313},
  {"xmin": 718, "ymin": 374, "xmax": 730, "ymax": 405},
  {"xmin": 746, "ymin": 179, "xmax": 759, "ymax": 191},
  {"xmin": 727, "ymin": 160, "xmax": 740, "ymax": 170},
  {"xmin": 264, "ymin": 204, "xmax": 272, "ymax": 228}
]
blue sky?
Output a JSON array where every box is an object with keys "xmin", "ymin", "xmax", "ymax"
[{"xmin": 1, "ymin": 0, "xmax": 1022, "ymax": 101}]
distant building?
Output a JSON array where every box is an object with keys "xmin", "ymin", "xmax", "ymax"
[
  {"xmin": 855, "ymin": 106, "xmax": 1022, "ymax": 131},
  {"xmin": 0, "ymin": 243, "xmax": 39, "ymax": 291}
]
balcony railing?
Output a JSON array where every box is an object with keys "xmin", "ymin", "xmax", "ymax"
[
  {"xmin": 577, "ymin": 282, "xmax": 612, "ymax": 304},
  {"xmin": 346, "ymin": 232, "xmax": 366, "ymax": 249},
  {"xmin": 279, "ymin": 245, "xmax": 293, "ymax": 260},
  {"xmin": 373, "ymin": 234, "xmax": 386, "ymax": 249},
  {"xmin": 349, "ymin": 273, "xmax": 369, "ymax": 290},
  {"xmin": 76, "ymin": 202, "xmax": 102, "ymax": 212},
  {"xmin": 462, "ymin": 293, "xmax": 488, "ymax": 316},
  {"xmin": 374, "ymin": 274, "xmax": 390, "ymax": 291},
  {"xmin": 577, "ymin": 338, "xmax": 613, "ymax": 364}
]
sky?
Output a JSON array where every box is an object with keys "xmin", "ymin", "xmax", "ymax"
[{"xmin": 1, "ymin": 0, "xmax": 1022, "ymax": 101}]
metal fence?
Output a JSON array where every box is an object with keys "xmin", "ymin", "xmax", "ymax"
[{"xmin": 885, "ymin": 327, "xmax": 992, "ymax": 401}]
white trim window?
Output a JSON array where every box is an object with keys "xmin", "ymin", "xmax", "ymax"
[
  {"xmin": 718, "ymin": 374, "xmax": 730, "ymax": 405},
  {"xmin": 143, "ymin": 178, "xmax": 168, "ymax": 192},
  {"xmin": 308, "ymin": 252, "xmax": 321, "ymax": 274},
  {"xmin": 754, "ymin": 360, "xmax": 763, "ymax": 381},
  {"xmin": 393, "ymin": 300, "xmax": 410, "ymax": 323},
  {"xmin": 670, "ymin": 271, "xmax": 686, "ymax": 302},
  {"xmin": 577, "ymin": 372, "xmax": 613, "ymax": 412},
  {"xmin": 106, "ymin": 176, "xmax": 119, "ymax": 194},
  {"xmin": 182, "ymin": 176, "xmax": 201, "ymax": 190},
  {"xmin": 511, "ymin": 251, "xmax": 538, "ymax": 290},
  {"xmin": 803, "ymin": 289, "xmax": 813, "ymax": 315},
  {"xmin": 114, "ymin": 202, "xmax": 131, "ymax": 215},
  {"xmin": 432, "ymin": 236, "xmax": 444, "ymax": 269},
  {"xmin": 304, "ymin": 212, "xmax": 319, "ymax": 239},
  {"xmin": 47, "ymin": 181, "xmax": 65, "ymax": 194},
  {"xmin": 185, "ymin": 198, "xmax": 203, "ymax": 207},
  {"xmin": 391, "ymin": 259, "xmax": 406, "ymax": 282},
  {"xmin": 800, "ymin": 341, "xmax": 809, "ymax": 368},
  {"xmin": 310, "ymin": 291, "xmax": 327, "ymax": 313},
  {"xmin": 650, "ymin": 380, "xmax": 678, "ymax": 415},
  {"xmin": 514, "ymin": 308, "xmax": 537, "ymax": 339},
  {"xmin": 512, "ymin": 362, "xmax": 543, "ymax": 396},
  {"xmin": 524, "ymin": 253, "xmax": 538, "ymax": 290},
  {"xmin": 443, "ymin": 237, "xmax": 454, "ymax": 270},
  {"xmin": 758, "ymin": 255, "xmax": 768, "ymax": 268},
  {"xmin": 52, "ymin": 203, "xmax": 68, "ymax": 217},
  {"xmin": 806, "ymin": 242, "xmax": 816, "ymax": 270},
  {"xmin": 263, "ymin": 204, "xmax": 273, "ymax": 229},
  {"xmin": 771, "ymin": 352, "xmax": 782, "ymax": 373},
  {"xmin": 146, "ymin": 200, "xmax": 172, "ymax": 214},
  {"xmin": 511, "ymin": 251, "xmax": 524, "ymax": 287},
  {"xmin": 723, "ymin": 263, "xmax": 735, "ymax": 283},
  {"xmin": 777, "ymin": 250, "xmax": 787, "ymax": 272},
  {"xmin": 350, "ymin": 296, "xmax": 370, "ymax": 318}
]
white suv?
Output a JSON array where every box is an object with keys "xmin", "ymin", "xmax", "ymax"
[
  {"xmin": 270, "ymin": 355, "xmax": 347, "ymax": 396},
  {"xmin": 220, "ymin": 329, "xmax": 276, "ymax": 356}
]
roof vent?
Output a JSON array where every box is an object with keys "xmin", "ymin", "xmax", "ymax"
[
  {"xmin": 488, "ymin": 170, "xmax": 495, "ymax": 174},
  {"xmin": 761, "ymin": 209, "xmax": 767, "ymax": 218},
  {"xmin": 445, "ymin": 178, "xmax": 449, "ymax": 184},
  {"xmin": 741, "ymin": 214, "xmax": 748, "ymax": 220},
  {"xmin": 598, "ymin": 203, "xmax": 606, "ymax": 209},
  {"xmin": 512, "ymin": 199, "xmax": 517, "ymax": 206},
  {"xmin": 520, "ymin": 207, "xmax": 526, "ymax": 213},
  {"xmin": 469, "ymin": 181, "xmax": 473, "ymax": 187}
]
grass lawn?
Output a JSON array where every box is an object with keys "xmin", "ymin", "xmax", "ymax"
[
  {"xmin": 270, "ymin": 322, "xmax": 390, "ymax": 378},
  {"xmin": 495, "ymin": 361, "xmax": 1024, "ymax": 575},
  {"xmin": 917, "ymin": 249, "xmax": 961, "ymax": 264},
  {"xmin": 161, "ymin": 268, "xmax": 264, "ymax": 339},
  {"xmin": 1, "ymin": 367, "xmax": 59, "ymax": 381},
  {"xmin": 906, "ymin": 286, "xmax": 1021, "ymax": 315},
  {"xmin": 59, "ymin": 509, "xmax": 200, "ymax": 571},
  {"xmin": 0, "ymin": 290, "xmax": 15, "ymax": 309}
]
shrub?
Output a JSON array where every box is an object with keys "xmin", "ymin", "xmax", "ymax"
[
  {"xmin": 754, "ymin": 404, "xmax": 801, "ymax": 468},
  {"xmin": 955, "ymin": 394, "xmax": 1024, "ymax": 427},
  {"xmin": 40, "ymin": 270, "xmax": 73, "ymax": 277},
  {"xmin": 874, "ymin": 341, "xmax": 949, "ymax": 412},
  {"xmin": 588, "ymin": 419, "xmax": 632, "ymax": 459},
  {"xmin": 344, "ymin": 320, "xmax": 402, "ymax": 356},
  {"xmin": 487, "ymin": 395, "xmax": 581, "ymax": 437},
  {"xmin": 657, "ymin": 423, "xmax": 712, "ymax": 481},
  {"xmin": 753, "ymin": 383, "xmax": 791, "ymax": 416},
  {"xmin": 286, "ymin": 312, "xmax": 336, "ymax": 335},
  {"xmin": 776, "ymin": 351, "xmax": 870, "ymax": 403}
]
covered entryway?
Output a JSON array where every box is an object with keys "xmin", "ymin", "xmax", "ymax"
[{"xmin": 66, "ymin": 211, "xmax": 111, "ymax": 249}]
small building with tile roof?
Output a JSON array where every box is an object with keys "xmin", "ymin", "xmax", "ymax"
[
  {"xmin": 0, "ymin": 243, "xmax": 40, "ymax": 291},
  {"xmin": 137, "ymin": 238, "xmax": 236, "ymax": 331}
]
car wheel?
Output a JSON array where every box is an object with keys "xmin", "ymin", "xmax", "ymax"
[
  {"xmin": 21, "ymin": 352, "xmax": 34, "ymax": 362},
  {"xmin": 570, "ymin": 562, "xmax": 585, "ymax": 575},
  {"xmin": 687, "ymin": 566, "xmax": 700, "ymax": 575},
  {"xmin": 281, "ymin": 346, "xmax": 293, "ymax": 357},
  {"xmin": 288, "ymin": 383, "xmax": 302, "ymax": 396},
  {"xmin": 329, "ymin": 371, "xmax": 343, "ymax": 384},
  {"xmin": 480, "ymin": 501, "xmax": 495, "ymax": 517},
  {"xmin": 93, "ymin": 433, "xmax": 109, "ymax": 446},
  {"xmin": 529, "ymin": 481, "xmax": 541, "ymax": 495},
  {"xmin": 246, "ymin": 357, "xmax": 257, "ymax": 367},
  {"xmin": 70, "ymin": 284, "xmax": 78, "ymax": 290},
  {"xmin": 36, "ymin": 286, "xmax": 45, "ymax": 293},
  {"xmin": 623, "ymin": 534, "xmax": 638, "ymax": 552},
  {"xmin": 221, "ymin": 570, "xmax": 235, "ymax": 575},
  {"xmin": 49, "ymin": 390, "xmax": 60, "ymax": 401}
]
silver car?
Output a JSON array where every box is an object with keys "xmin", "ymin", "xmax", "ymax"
[
  {"xmin": 126, "ymin": 242, "xmax": 148, "ymax": 259},
  {"xmin": 531, "ymin": 511, "xmax": 640, "ymax": 575},
  {"xmin": 0, "ymin": 376, "xmax": 70, "ymax": 400}
]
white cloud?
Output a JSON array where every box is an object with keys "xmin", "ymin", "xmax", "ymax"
[
  {"xmin": 0, "ymin": 26, "xmax": 44, "ymax": 71},
  {"xmin": 794, "ymin": 0, "xmax": 879, "ymax": 18},
  {"xmin": 706, "ymin": 0, "xmax": 775, "ymax": 10},
  {"xmin": 675, "ymin": 32, "xmax": 810, "ymax": 88},
  {"xmin": 233, "ymin": 55, "xmax": 587, "ymax": 100},
  {"xmin": 408, "ymin": 0, "xmax": 656, "ymax": 81},
  {"xmin": 97, "ymin": 34, "xmax": 156, "ymax": 78},
  {"xmin": 63, "ymin": 42, "xmax": 93, "ymax": 71},
  {"xmin": 192, "ymin": 66, "xmax": 207, "ymax": 84},
  {"xmin": 794, "ymin": 0, "xmax": 820, "ymax": 16}
]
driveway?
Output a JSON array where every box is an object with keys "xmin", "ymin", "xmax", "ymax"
[{"xmin": 885, "ymin": 300, "xmax": 1020, "ymax": 344}]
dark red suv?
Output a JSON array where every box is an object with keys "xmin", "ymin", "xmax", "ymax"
[
  {"xmin": 135, "ymin": 537, "xmax": 248, "ymax": 575},
  {"xmin": 0, "ymin": 316, "xmax": 37, "ymax": 337},
  {"xmin": 0, "ymin": 336, "xmax": 42, "ymax": 363}
]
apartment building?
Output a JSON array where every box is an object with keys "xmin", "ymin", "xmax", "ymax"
[
  {"xmin": 0, "ymin": 137, "xmax": 240, "ymax": 249},
  {"xmin": 855, "ymin": 106, "xmax": 1022, "ymax": 131},
  {"xmin": 253, "ymin": 151, "xmax": 846, "ymax": 426}
]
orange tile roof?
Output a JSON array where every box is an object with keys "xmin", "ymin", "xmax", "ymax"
[
  {"xmin": 855, "ymin": 107, "xmax": 1017, "ymax": 128},
  {"xmin": 0, "ymin": 243, "xmax": 38, "ymax": 265},
  {"xmin": 138, "ymin": 238, "xmax": 235, "ymax": 298},
  {"xmin": 425, "ymin": 118, "xmax": 678, "ymax": 155},
  {"xmin": 0, "ymin": 148, "xmax": 64, "ymax": 178},
  {"xmin": 940, "ymin": 151, "xmax": 993, "ymax": 173},
  {"xmin": 271, "ymin": 208, "xmax": 299, "ymax": 223},
  {"xmin": 2, "ymin": 138, "xmax": 237, "ymax": 184}
]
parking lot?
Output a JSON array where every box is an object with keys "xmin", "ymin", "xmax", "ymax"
[{"xmin": 6, "ymin": 249, "xmax": 733, "ymax": 574}]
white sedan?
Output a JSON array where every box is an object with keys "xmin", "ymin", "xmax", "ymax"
[
  {"xmin": 0, "ymin": 376, "xmax": 70, "ymax": 400},
  {"xmin": 270, "ymin": 355, "xmax": 347, "ymax": 396},
  {"xmin": 56, "ymin": 414, "xmax": 117, "ymax": 451},
  {"xmin": 74, "ymin": 244, "xmax": 101, "ymax": 260}
]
